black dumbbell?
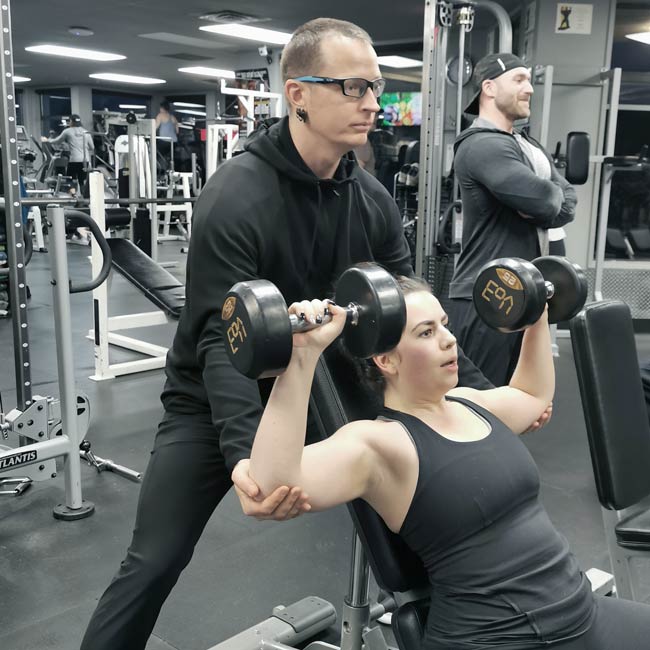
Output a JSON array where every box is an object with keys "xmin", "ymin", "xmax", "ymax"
[
  {"xmin": 221, "ymin": 264, "xmax": 406, "ymax": 379},
  {"xmin": 472, "ymin": 256, "xmax": 588, "ymax": 332}
]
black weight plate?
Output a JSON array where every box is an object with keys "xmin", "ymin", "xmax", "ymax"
[
  {"xmin": 335, "ymin": 264, "xmax": 406, "ymax": 358},
  {"xmin": 473, "ymin": 258, "xmax": 547, "ymax": 332},
  {"xmin": 221, "ymin": 280, "xmax": 292, "ymax": 379},
  {"xmin": 532, "ymin": 256, "xmax": 588, "ymax": 324}
]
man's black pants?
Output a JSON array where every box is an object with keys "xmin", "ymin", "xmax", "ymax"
[{"xmin": 80, "ymin": 410, "xmax": 232, "ymax": 650}]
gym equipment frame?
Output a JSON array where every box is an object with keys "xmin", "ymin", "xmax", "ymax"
[
  {"xmin": 415, "ymin": 1, "xmax": 512, "ymax": 278},
  {"xmin": 0, "ymin": 0, "xmax": 140, "ymax": 503},
  {"xmin": 219, "ymin": 78, "xmax": 283, "ymax": 138},
  {"xmin": 205, "ymin": 123, "xmax": 239, "ymax": 182}
]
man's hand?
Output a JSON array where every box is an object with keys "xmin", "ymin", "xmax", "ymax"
[
  {"xmin": 231, "ymin": 459, "xmax": 311, "ymax": 521},
  {"xmin": 524, "ymin": 402, "xmax": 553, "ymax": 434}
]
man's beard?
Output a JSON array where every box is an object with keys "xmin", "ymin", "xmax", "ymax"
[{"xmin": 496, "ymin": 95, "xmax": 530, "ymax": 121}]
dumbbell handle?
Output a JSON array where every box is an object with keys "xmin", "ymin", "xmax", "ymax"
[
  {"xmin": 544, "ymin": 281, "xmax": 555, "ymax": 300},
  {"xmin": 289, "ymin": 303, "xmax": 360, "ymax": 333}
]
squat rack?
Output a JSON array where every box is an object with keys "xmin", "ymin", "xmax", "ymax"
[{"xmin": 0, "ymin": 0, "xmax": 31, "ymax": 414}]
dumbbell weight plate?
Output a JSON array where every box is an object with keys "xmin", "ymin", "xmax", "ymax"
[
  {"xmin": 221, "ymin": 280, "xmax": 293, "ymax": 379},
  {"xmin": 335, "ymin": 265, "xmax": 406, "ymax": 358},
  {"xmin": 472, "ymin": 258, "xmax": 548, "ymax": 332},
  {"xmin": 532, "ymin": 256, "xmax": 588, "ymax": 324}
]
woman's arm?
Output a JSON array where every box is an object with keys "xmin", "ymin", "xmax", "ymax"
[
  {"xmin": 249, "ymin": 301, "xmax": 380, "ymax": 510},
  {"xmin": 450, "ymin": 308, "xmax": 554, "ymax": 433}
]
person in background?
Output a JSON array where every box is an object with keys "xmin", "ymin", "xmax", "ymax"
[
  {"xmin": 42, "ymin": 114, "xmax": 94, "ymax": 193},
  {"xmin": 155, "ymin": 100, "xmax": 179, "ymax": 158},
  {"xmin": 447, "ymin": 53, "xmax": 577, "ymax": 386}
]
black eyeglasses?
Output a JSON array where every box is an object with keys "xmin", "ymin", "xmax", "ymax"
[{"xmin": 294, "ymin": 76, "xmax": 386, "ymax": 99}]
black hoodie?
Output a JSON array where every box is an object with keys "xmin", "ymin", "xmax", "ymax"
[
  {"xmin": 450, "ymin": 125, "xmax": 577, "ymax": 299},
  {"xmin": 160, "ymin": 117, "xmax": 414, "ymax": 468}
]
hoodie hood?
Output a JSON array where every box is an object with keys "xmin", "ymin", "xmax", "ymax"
[
  {"xmin": 243, "ymin": 116, "xmax": 357, "ymax": 186},
  {"xmin": 454, "ymin": 125, "xmax": 511, "ymax": 154}
]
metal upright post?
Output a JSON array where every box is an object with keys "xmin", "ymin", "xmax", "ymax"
[
  {"xmin": 452, "ymin": 7, "xmax": 475, "ymax": 246},
  {"xmin": 0, "ymin": 0, "xmax": 33, "ymax": 412},
  {"xmin": 416, "ymin": 0, "xmax": 452, "ymax": 277},
  {"xmin": 340, "ymin": 533, "xmax": 371, "ymax": 650},
  {"xmin": 538, "ymin": 65, "xmax": 554, "ymax": 150},
  {"xmin": 455, "ymin": 8, "xmax": 474, "ymax": 139},
  {"xmin": 48, "ymin": 205, "xmax": 94, "ymax": 519},
  {"xmin": 593, "ymin": 68, "xmax": 622, "ymax": 301},
  {"xmin": 128, "ymin": 126, "xmax": 137, "ymax": 241},
  {"xmin": 147, "ymin": 119, "xmax": 158, "ymax": 261},
  {"xmin": 593, "ymin": 165, "xmax": 614, "ymax": 301}
]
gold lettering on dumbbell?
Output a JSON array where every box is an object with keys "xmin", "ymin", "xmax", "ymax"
[
  {"xmin": 222, "ymin": 296, "xmax": 236, "ymax": 321},
  {"xmin": 481, "ymin": 280, "xmax": 514, "ymax": 315},
  {"xmin": 227, "ymin": 317, "xmax": 247, "ymax": 354},
  {"xmin": 495, "ymin": 268, "xmax": 523, "ymax": 291}
]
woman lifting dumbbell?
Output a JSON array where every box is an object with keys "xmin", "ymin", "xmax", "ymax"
[{"xmin": 243, "ymin": 259, "xmax": 650, "ymax": 650}]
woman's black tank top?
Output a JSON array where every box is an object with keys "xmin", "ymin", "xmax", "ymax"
[{"xmin": 379, "ymin": 396, "xmax": 595, "ymax": 650}]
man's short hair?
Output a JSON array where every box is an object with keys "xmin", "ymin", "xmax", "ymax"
[{"xmin": 281, "ymin": 18, "xmax": 373, "ymax": 83}]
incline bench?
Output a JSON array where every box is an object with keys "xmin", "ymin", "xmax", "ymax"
[
  {"xmin": 107, "ymin": 238, "xmax": 185, "ymax": 318},
  {"xmin": 310, "ymin": 347, "xmax": 432, "ymax": 650},
  {"xmin": 88, "ymin": 237, "xmax": 185, "ymax": 380}
]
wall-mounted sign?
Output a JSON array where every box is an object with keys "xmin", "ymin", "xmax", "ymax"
[{"xmin": 555, "ymin": 3, "xmax": 593, "ymax": 35}]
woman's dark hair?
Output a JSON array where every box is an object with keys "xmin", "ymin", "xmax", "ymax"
[
  {"xmin": 344, "ymin": 274, "xmax": 432, "ymax": 401},
  {"xmin": 160, "ymin": 100, "xmax": 171, "ymax": 112}
]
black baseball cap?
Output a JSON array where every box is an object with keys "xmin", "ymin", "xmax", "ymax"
[{"xmin": 464, "ymin": 53, "xmax": 528, "ymax": 115}]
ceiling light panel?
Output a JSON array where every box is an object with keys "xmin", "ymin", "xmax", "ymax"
[
  {"xmin": 179, "ymin": 66, "xmax": 235, "ymax": 78},
  {"xmin": 119, "ymin": 104, "xmax": 147, "ymax": 109},
  {"xmin": 199, "ymin": 24, "xmax": 292, "ymax": 45},
  {"xmin": 173, "ymin": 101, "xmax": 205, "ymax": 108},
  {"xmin": 139, "ymin": 32, "xmax": 231, "ymax": 50},
  {"xmin": 626, "ymin": 32, "xmax": 650, "ymax": 44},
  {"xmin": 377, "ymin": 55, "xmax": 423, "ymax": 68},
  {"xmin": 175, "ymin": 109, "xmax": 207, "ymax": 116},
  {"xmin": 90, "ymin": 73, "xmax": 166, "ymax": 85},
  {"xmin": 14, "ymin": 76, "xmax": 31, "ymax": 82},
  {"xmin": 26, "ymin": 44, "xmax": 125, "ymax": 61}
]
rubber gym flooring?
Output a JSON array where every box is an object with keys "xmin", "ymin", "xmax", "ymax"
[{"xmin": 1, "ymin": 243, "xmax": 649, "ymax": 650}]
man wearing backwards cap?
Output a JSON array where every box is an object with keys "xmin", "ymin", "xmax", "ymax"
[{"xmin": 447, "ymin": 52, "xmax": 577, "ymax": 386}]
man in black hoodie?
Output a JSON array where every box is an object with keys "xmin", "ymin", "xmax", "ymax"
[
  {"xmin": 81, "ymin": 19, "xmax": 495, "ymax": 649},
  {"xmin": 448, "ymin": 53, "xmax": 577, "ymax": 387}
]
